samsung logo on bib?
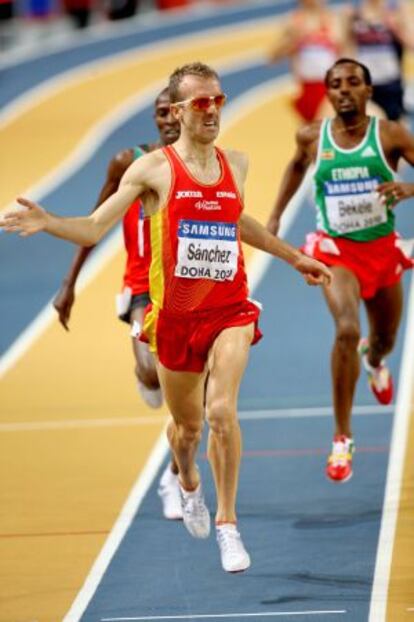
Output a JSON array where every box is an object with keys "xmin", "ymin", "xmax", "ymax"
[
  {"xmin": 195, "ymin": 200, "xmax": 221, "ymax": 211},
  {"xmin": 176, "ymin": 190, "xmax": 203, "ymax": 199}
]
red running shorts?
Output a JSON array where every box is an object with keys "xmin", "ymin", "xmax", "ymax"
[
  {"xmin": 302, "ymin": 231, "xmax": 414, "ymax": 300},
  {"xmin": 141, "ymin": 298, "xmax": 262, "ymax": 373},
  {"xmin": 293, "ymin": 81, "xmax": 327, "ymax": 122}
]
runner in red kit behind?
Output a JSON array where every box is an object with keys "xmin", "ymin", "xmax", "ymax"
[
  {"xmin": 52, "ymin": 88, "xmax": 184, "ymax": 521},
  {"xmin": 122, "ymin": 202, "xmax": 151, "ymax": 296}
]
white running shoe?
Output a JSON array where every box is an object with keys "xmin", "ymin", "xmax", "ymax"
[
  {"xmin": 137, "ymin": 380, "xmax": 163, "ymax": 409},
  {"xmin": 216, "ymin": 524, "xmax": 251, "ymax": 573},
  {"xmin": 180, "ymin": 483, "xmax": 210, "ymax": 539},
  {"xmin": 157, "ymin": 465, "xmax": 183, "ymax": 520}
]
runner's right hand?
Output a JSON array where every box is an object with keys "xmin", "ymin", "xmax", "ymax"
[{"xmin": 0, "ymin": 198, "xmax": 48, "ymax": 236}]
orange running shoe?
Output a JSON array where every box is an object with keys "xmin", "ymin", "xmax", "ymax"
[
  {"xmin": 358, "ymin": 338, "xmax": 394, "ymax": 405},
  {"xmin": 326, "ymin": 435, "xmax": 355, "ymax": 483}
]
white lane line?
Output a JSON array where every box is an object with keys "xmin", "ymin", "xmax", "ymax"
[
  {"xmin": 0, "ymin": 404, "xmax": 393, "ymax": 432},
  {"xmin": 239, "ymin": 404, "xmax": 394, "ymax": 420},
  {"xmin": 62, "ymin": 428, "xmax": 170, "ymax": 622},
  {"xmin": 0, "ymin": 227, "xmax": 123, "ymax": 379},
  {"xmin": 0, "ymin": 415, "xmax": 167, "ymax": 432},
  {"xmin": 100, "ymin": 611, "xmax": 347, "ymax": 621},
  {"xmin": 368, "ymin": 274, "xmax": 414, "ymax": 622}
]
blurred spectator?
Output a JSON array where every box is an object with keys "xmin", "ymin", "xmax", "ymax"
[
  {"xmin": 156, "ymin": 0, "xmax": 190, "ymax": 9},
  {"xmin": 347, "ymin": 0, "xmax": 414, "ymax": 120},
  {"xmin": 62, "ymin": 0, "xmax": 92, "ymax": 27},
  {"xmin": 0, "ymin": 0, "xmax": 14, "ymax": 48},
  {"xmin": 106, "ymin": 0, "xmax": 137, "ymax": 20},
  {"xmin": 26, "ymin": 0, "xmax": 55, "ymax": 18},
  {"xmin": 268, "ymin": 0, "xmax": 348, "ymax": 123}
]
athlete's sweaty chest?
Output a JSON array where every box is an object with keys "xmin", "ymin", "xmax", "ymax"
[{"xmin": 182, "ymin": 159, "xmax": 222, "ymax": 185}]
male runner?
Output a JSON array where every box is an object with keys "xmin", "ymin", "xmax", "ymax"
[
  {"xmin": 267, "ymin": 58, "xmax": 414, "ymax": 483},
  {"xmin": 348, "ymin": 0, "xmax": 413, "ymax": 121},
  {"xmin": 53, "ymin": 87, "xmax": 183, "ymax": 520},
  {"xmin": 269, "ymin": 0, "xmax": 347, "ymax": 122},
  {"xmin": 1, "ymin": 62, "xmax": 331, "ymax": 572}
]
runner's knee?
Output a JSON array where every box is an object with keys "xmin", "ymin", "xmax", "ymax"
[
  {"xmin": 135, "ymin": 360, "xmax": 159, "ymax": 388},
  {"xmin": 335, "ymin": 319, "xmax": 360, "ymax": 350},
  {"xmin": 370, "ymin": 331, "xmax": 397, "ymax": 355},
  {"xmin": 206, "ymin": 397, "xmax": 237, "ymax": 436},
  {"xmin": 176, "ymin": 421, "xmax": 203, "ymax": 447}
]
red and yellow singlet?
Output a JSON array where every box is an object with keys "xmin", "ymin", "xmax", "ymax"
[{"xmin": 143, "ymin": 145, "xmax": 251, "ymax": 352}]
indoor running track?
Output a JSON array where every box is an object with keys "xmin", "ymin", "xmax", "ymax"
[{"xmin": 1, "ymin": 3, "xmax": 414, "ymax": 622}]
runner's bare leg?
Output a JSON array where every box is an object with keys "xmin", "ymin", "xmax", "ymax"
[
  {"xmin": 205, "ymin": 323, "xmax": 254, "ymax": 523},
  {"xmin": 158, "ymin": 364, "xmax": 207, "ymax": 491},
  {"xmin": 323, "ymin": 266, "xmax": 361, "ymax": 438}
]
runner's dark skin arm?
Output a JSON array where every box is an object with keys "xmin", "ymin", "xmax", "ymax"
[
  {"xmin": 53, "ymin": 149, "xmax": 133, "ymax": 330},
  {"xmin": 377, "ymin": 120, "xmax": 414, "ymax": 205},
  {"xmin": 266, "ymin": 121, "xmax": 320, "ymax": 235}
]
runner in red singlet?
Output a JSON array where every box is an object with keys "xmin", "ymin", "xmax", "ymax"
[
  {"xmin": 140, "ymin": 143, "xmax": 262, "ymax": 372},
  {"xmin": 2, "ymin": 62, "xmax": 332, "ymax": 572},
  {"xmin": 269, "ymin": 0, "xmax": 347, "ymax": 122},
  {"xmin": 53, "ymin": 88, "xmax": 183, "ymax": 521}
]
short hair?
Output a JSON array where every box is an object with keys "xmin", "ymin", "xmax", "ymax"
[
  {"xmin": 325, "ymin": 58, "xmax": 372, "ymax": 86},
  {"xmin": 168, "ymin": 62, "xmax": 220, "ymax": 102},
  {"xmin": 155, "ymin": 86, "xmax": 170, "ymax": 106}
]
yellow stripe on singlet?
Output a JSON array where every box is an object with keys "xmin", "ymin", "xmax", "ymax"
[{"xmin": 143, "ymin": 208, "xmax": 166, "ymax": 352}]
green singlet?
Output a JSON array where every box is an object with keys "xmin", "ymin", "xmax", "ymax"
[
  {"xmin": 313, "ymin": 116, "xmax": 395, "ymax": 241},
  {"xmin": 133, "ymin": 145, "xmax": 147, "ymax": 160}
]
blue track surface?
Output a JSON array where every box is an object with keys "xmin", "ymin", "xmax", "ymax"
[{"xmin": 80, "ymin": 414, "xmax": 391, "ymax": 621}]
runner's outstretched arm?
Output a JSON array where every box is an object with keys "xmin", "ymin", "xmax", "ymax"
[
  {"xmin": 240, "ymin": 213, "xmax": 331, "ymax": 286},
  {"xmin": 0, "ymin": 153, "xmax": 155, "ymax": 244}
]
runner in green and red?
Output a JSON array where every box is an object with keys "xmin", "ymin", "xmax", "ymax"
[{"xmin": 267, "ymin": 57, "xmax": 414, "ymax": 483}]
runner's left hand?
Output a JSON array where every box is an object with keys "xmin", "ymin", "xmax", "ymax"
[
  {"xmin": 376, "ymin": 182, "xmax": 414, "ymax": 207},
  {"xmin": 294, "ymin": 255, "xmax": 332, "ymax": 286}
]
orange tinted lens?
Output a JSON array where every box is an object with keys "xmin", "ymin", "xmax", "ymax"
[
  {"xmin": 214, "ymin": 94, "xmax": 226, "ymax": 108},
  {"xmin": 191, "ymin": 97, "xmax": 211, "ymax": 111},
  {"xmin": 191, "ymin": 95, "xmax": 226, "ymax": 110}
]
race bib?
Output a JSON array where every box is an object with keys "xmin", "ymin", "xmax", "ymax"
[
  {"xmin": 175, "ymin": 219, "xmax": 238, "ymax": 281},
  {"xmin": 297, "ymin": 45, "xmax": 337, "ymax": 81},
  {"xmin": 324, "ymin": 178, "xmax": 387, "ymax": 234},
  {"xmin": 358, "ymin": 48, "xmax": 400, "ymax": 84}
]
